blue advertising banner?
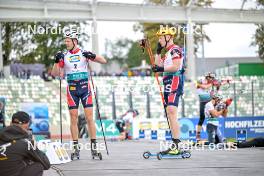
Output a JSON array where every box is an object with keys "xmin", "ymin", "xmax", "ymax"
[
  {"xmin": 179, "ymin": 118, "xmax": 211, "ymax": 140},
  {"xmin": 179, "ymin": 116, "xmax": 264, "ymax": 140},
  {"xmin": 224, "ymin": 116, "xmax": 264, "ymax": 138},
  {"xmin": 20, "ymin": 103, "xmax": 50, "ymax": 135}
]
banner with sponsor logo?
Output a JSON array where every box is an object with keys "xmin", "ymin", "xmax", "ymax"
[
  {"xmin": 132, "ymin": 116, "xmax": 264, "ymax": 140},
  {"xmin": 37, "ymin": 140, "xmax": 71, "ymax": 164},
  {"xmin": 95, "ymin": 120, "xmax": 120, "ymax": 137},
  {"xmin": 20, "ymin": 103, "xmax": 50, "ymax": 137},
  {"xmin": 224, "ymin": 116, "xmax": 264, "ymax": 138}
]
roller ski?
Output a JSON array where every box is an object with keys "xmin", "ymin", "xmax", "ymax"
[
  {"xmin": 157, "ymin": 147, "xmax": 191, "ymax": 160},
  {"xmin": 91, "ymin": 141, "xmax": 103, "ymax": 160},
  {"xmin": 143, "ymin": 148, "xmax": 191, "ymax": 160},
  {"xmin": 70, "ymin": 144, "xmax": 80, "ymax": 160},
  {"xmin": 143, "ymin": 140, "xmax": 191, "ymax": 160}
]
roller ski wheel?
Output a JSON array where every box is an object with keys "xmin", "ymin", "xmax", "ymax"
[
  {"xmin": 143, "ymin": 151, "xmax": 151, "ymax": 159},
  {"xmin": 157, "ymin": 152, "xmax": 163, "ymax": 160},
  {"xmin": 181, "ymin": 151, "xmax": 191, "ymax": 159},
  {"xmin": 93, "ymin": 153, "xmax": 102, "ymax": 160},
  {"xmin": 71, "ymin": 149, "xmax": 80, "ymax": 160}
]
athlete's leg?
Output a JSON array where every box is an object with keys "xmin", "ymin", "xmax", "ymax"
[
  {"xmin": 166, "ymin": 105, "xmax": 180, "ymax": 139},
  {"xmin": 79, "ymin": 80, "xmax": 98, "ymax": 152},
  {"xmin": 84, "ymin": 107, "xmax": 99, "ymax": 153},
  {"xmin": 83, "ymin": 107, "xmax": 96, "ymax": 140},
  {"xmin": 164, "ymin": 76, "xmax": 182, "ymax": 148},
  {"xmin": 69, "ymin": 109, "xmax": 79, "ymax": 141},
  {"xmin": 207, "ymin": 123, "xmax": 216, "ymax": 144},
  {"xmin": 197, "ymin": 101, "xmax": 206, "ymax": 140},
  {"xmin": 160, "ymin": 76, "xmax": 183, "ymax": 154},
  {"xmin": 164, "ymin": 92, "xmax": 182, "ymax": 154},
  {"xmin": 67, "ymin": 82, "xmax": 81, "ymax": 151},
  {"xmin": 216, "ymin": 126, "xmax": 224, "ymax": 143},
  {"xmin": 80, "ymin": 82, "xmax": 95, "ymax": 140},
  {"xmin": 67, "ymin": 83, "xmax": 80, "ymax": 149}
]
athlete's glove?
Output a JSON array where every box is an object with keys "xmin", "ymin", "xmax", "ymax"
[
  {"xmin": 225, "ymin": 98, "xmax": 233, "ymax": 107},
  {"xmin": 55, "ymin": 51, "xmax": 64, "ymax": 63},
  {"xmin": 152, "ymin": 65, "xmax": 164, "ymax": 72},
  {"xmin": 82, "ymin": 51, "xmax": 96, "ymax": 60},
  {"xmin": 156, "ymin": 42, "xmax": 163, "ymax": 55}
]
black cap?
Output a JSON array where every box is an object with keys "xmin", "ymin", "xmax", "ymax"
[{"xmin": 12, "ymin": 111, "xmax": 31, "ymax": 124}]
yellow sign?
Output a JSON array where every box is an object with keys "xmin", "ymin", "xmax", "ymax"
[
  {"xmin": 139, "ymin": 122, "xmax": 152, "ymax": 130},
  {"xmin": 158, "ymin": 121, "xmax": 169, "ymax": 130}
]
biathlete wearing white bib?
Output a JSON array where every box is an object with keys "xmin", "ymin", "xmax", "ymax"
[{"xmin": 62, "ymin": 48, "xmax": 93, "ymax": 109}]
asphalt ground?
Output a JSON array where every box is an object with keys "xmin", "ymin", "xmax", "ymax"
[{"xmin": 44, "ymin": 139, "xmax": 264, "ymax": 176}]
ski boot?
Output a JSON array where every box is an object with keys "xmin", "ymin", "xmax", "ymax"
[
  {"xmin": 71, "ymin": 144, "xmax": 80, "ymax": 160},
  {"xmin": 157, "ymin": 140, "xmax": 191, "ymax": 160},
  {"xmin": 91, "ymin": 140, "xmax": 102, "ymax": 160}
]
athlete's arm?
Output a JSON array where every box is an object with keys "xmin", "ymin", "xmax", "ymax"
[
  {"xmin": 93, "ymin": 55, "xmax": 107, "ymax": 64},
  {"xmin": 209, "ymin": 109, "xmax": 224, "ymax": 118},
  {"xmin": 51, "ymin": 52, "xmax": 64, "ymax": 77},
  {"xmin": 197, "ymin": 83, "xmax": 213, "ymax": 89},
  {"xmin": 83, "ymin": 51, "xmax": 107, "ymax": 64},
  {"xmin": 222, "ymin": 109, "xmax": 228, "ymax": 117},
  {"xmin": 164, "ymin": 58, "xmax": 181, "ymax": 72},
  {"xmin": 164, "ymin": 48, "xmax": 183, "ymax": 72},
  {"xmin": 51, "ymin": 64, "xmax": 61, "ymax": 77}
]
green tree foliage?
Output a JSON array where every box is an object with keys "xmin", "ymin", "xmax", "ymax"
[
  {"xmin": 104, "ymin": 38, "xmax": 133, "ymax": 66},
  {"xmin": 1, "ymin": 22, "xmax": 89, "ymax": 67},
  {"xmin": 104, "ymin": 0, "xmax": 214, "ymax": 68},
  {"xmin": 127, "ymin": 41, "xmax": 149, "ymax": 68},
  {"xmin": 131, "ymin": 0, "xmax": 213, "ymax": 67},
  {"xmin": 1, "ymin": 22, "xmax": 29, "ymax": 65},
  {"xmin": 252, "ymin": 0, "xmax": 264, "ymax": 62}
]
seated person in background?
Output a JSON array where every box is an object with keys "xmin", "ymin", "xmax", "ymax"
[
  {"xmin": 115, "ymin": 119, "xmax": 126, "ymax": 140},
  {"xmin": 115, "ymin": 109, "xmax": 139, "ymax": 140}
]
